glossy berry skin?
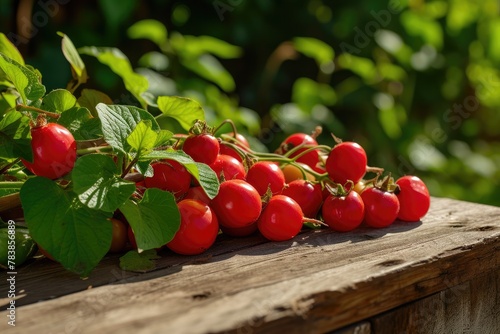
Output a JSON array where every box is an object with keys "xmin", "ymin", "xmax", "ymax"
[
  {"xmin": 326, "ymin": 142, "xmax": 367, "ymax": 185},
  {"xmin": 108, "ymin": 218, "xmax": 128, "ymax": 253},
  {"xmin": 220, "ymin": 222, "xmax": 258, "ymax": 237},
  {"xmin": 396, "ymin": 176, "xmax": 430, "ymax": 222},
  {"xmin": 183, "ymin": 186, "xmax": 211, "ymax": 205},
  {"xmin": 246, "ymin": 161, "xmax": 285, "ymax": 196},
  {"xmin": 144, "ymin": 160, "xmax": 192, "ymax": 199},
  {"xmin": 211, "ymin": 179, "xmax": 262, "ymax": 229},
  {"xmin": 21, "ymin": 123, "xmax": 76, "ymax": 179},
  {"xmin": 257, "ymin": 195, "xmax": 304, "ymax": 242},
  {"xmin": 361, "ymin": 187, "xmax": 400, "ymax": 228},
  {"xmin": 182, "ymin": 134, "xmax": 220, "ymax": 165},
  {"xmin": 219, "ymin": 144, "xmax": 244, "ymax": 162},
  {"xmin": 281, "ymin": 163, "xmax": 316, "ymax": 183},
  {"xmin": 279, "ymin": 133, "xmax": 319, "ymax": 168},
  {"xmin": 281, "ymin": 180, "xmax": 323, "ymax": 218},
  {"xmin": 209, "ymin": 154, "xmax": 246, "ymax": 180},
  {"xmin": 166, "ymin": 199, "xmax": 219, "ymax": 255},
  {"xmin": 322, "ymin": 191, "xmax": 365, "ymax": 232}
]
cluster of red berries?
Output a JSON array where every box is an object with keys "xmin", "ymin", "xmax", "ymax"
[{"xmin": 136, "ymin": 121, "xmax": 431, "ymax": 256}]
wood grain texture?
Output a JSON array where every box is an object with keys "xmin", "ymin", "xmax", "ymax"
[
  {"xmin": 0, "ymin": 197, "xmax": 499, "ymax": 334},
  {"xmin": 369, "ymin": 269, "xmax": 500, "ymax": 334}
]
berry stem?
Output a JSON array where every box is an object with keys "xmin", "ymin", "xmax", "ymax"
[
  {"xmin": 302, "ymin": 217, "xmax": 328, "ymax": 227},
  {"xmin": 213, "ymin": 119, "xmax": 239, "ymax": 139},
  {"xmin": 15, "ymin": 104, "xmax": 60, "ymax": 120},
  {"xmin": 0, "ymin": 158, "xmax": 21, "ymax": 175}
]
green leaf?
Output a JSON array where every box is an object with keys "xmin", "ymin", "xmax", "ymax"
[
  {"xmin": 79, "ymin": 46, "xmax": 149, "ymax": 106},
  {"xmin": 337, "ymin": 54, "xmax": 378, "ymax": 83},
  {"xmin": 20, "ymin": 177, "xmax": 113, "ymax": 277},
  {"xmin": 141, "ymin": 149, "xmax": 219, "ymax": 199},
  {"xmin": 171, "ymin": 33, "xmax": 242, "ymax": 59},
  {"xmin": 119, "ymin": 188, "xmax": 180, "ymax": 252},
  {"xmin": 0, "ymin": 110, "xmax": 32, "ymax": 162},
  {"xmin": 180, "ymin": 54, "xmax": 236, "ymax": 92},
  {"xmin": 41, "ymin": 89, "xmax": 77, "ymax": 113},
  {"xmin": 58, "ymin": 32, "xmax": 88, "ymax": 91},
  {"xmin": 119, "ymin": 249, "xmax": 160, "ymax": 272},
  {"xmin": 127, "ymin": 120, "xmax": 158, "ymax": 154},
  {"xmin": 77, "ymin": 88, "xmax": 113, "ymax": 118},
  {"xmin": 293, "ymin": 37, "xmax": 334, "ymax": 66},
  {"xmin": 127, "ymin": 19, "xmax": 168, "ymax": 47},
  {"xmin": 0, "ymin": 33, "xmax": 24, "ymax": 65},
  {"xmin": 192, "ymin": 162, "xmax": 220, "ymax": 199},
  {"xmin": 0, "ymin": 92, "xmax": 18, "ymax": 115},
  {"xmin": 401, "ymin": 11, "xmax": 443, "ymax": 49},
  {"xmin": 156, "ymin": 96, "xmax": 205, "ymax": 131},
  {"xmin": 72, "ymin": 154, "xmax": 136, "ymax": 212},
  {"xmin": 57, "ymin": 106, "xmax": 102, "ymax": 140},
  {"xmin": 0, "ymin": 54, "xmax": 46, "ymax": 104},
  {"xmin": 95, "ymin": 103, "xmax": 160, "ymax": 154},
  {"xmin": 292, "ymin": 77, "xmax": 337, "ymax": 111},
  {"xmin": 137, "ymin": 52, "xmax": 169, "ymax": 71},
  {"xmin": 154, "ymin": 129, "xmax": 173, "ymax": 147}
]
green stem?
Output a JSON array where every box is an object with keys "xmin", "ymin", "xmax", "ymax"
[
  {"xmin": 213, "ymin": 119, "xmax": 239, "ymax": 138},
  {"xmin": 121, "ymin": 157, "xmax": 139, "ymax": 179},
  {"xmin": 16, "ymin": 104, "xmax": 60, "ymax": 119},
  {"xmin": 0, "ymin": 158, "xmax": 21, "ymax": 175},
  {"xmin": 76, "ymin": 146, "xmax": 113, "ymax": 155},
  {"xmin": 0, "ymin": 181, "xmax": 24, "ymax": 189}
]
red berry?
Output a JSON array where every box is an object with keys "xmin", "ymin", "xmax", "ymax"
[
  {"xmin": 246, "ymin": 161, "xmax": 285, "ymax": 196},
  {"xmin": 21, "ymin": 122, "xmax": 76, "ymax": 179},
  {"xmin": 209, "ymin": 154, "xmax": 246, "ymax": 180},
  {"xmin": 281, "ymin": 180, "xmax": 323, "ymax": 218},
  {"xmin": 144, "ymin": 160, "xmax": 191, "ymax": 199},
  {"xmin": 257, "ymin": 195, "xmax": 304, "ymax": 241},
  {"xmin": 183, "ymin": 134, "xmax": 220, "ymax": 165},
  {"xmin": 211, "ymin": 179, "xmax": 262, "ymax": 229},
  {"xmin": 396, "ymin": 176, "xmax": 430, "ymax": 222},
  {"xmin": 278, "ymin": 133, "xmax": 319, "ymax": 168},
  {"xmin": 183, "ymin": 186, "xmax": 211, "ymax": 205},
  {"xmin": 326, "ymin": 142, "xmax": 367, "ymax": 185},
  {"xmin": 322, "ymin": 191, "xmax": 365, "ymax": 232},
  {"xmin": 361, "ymin": 187, "xmax": 400, "ymax": 228},
  {"xmin": 166, "ymin": 199, "xmax": 219, "ymax": 255}
]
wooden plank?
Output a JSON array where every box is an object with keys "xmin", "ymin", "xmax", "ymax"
[
  {"xmin": 1, "ymin": 197, "xmax": 499, "ymax": 333},
  {"xmin": 369, "ymin": 269, "xmax": 500, "ymax": 333}
]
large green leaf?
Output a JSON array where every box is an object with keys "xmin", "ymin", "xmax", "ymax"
[
  {"xmin": 58, "ymin": 32, "xmax": 88, "ymax": 92},
  {"xmin": 293, "ymin": 37, "xmax": 334, "ymax": 66},
  {"xmin": 156, "ymin": 96, "xmax": 205, "ymax": 131},
  {"xmin": 95, "ymin": 103, "xmax": 160, "ymax": 154},
  {"xmin": 119, "ymin": 188, "xmax": 180, "ymax": 252},
  {"xmin": 142, "ymin": 149, "xmax": 219, "ymax": 199},
  {"xmin": 77, "ymin": 88, "xmax": 113, "ymax": 118},
  {"xmin": 0, "ymin": 110, "xmax": 32, "ymax": 162},
  {"xmin": 79, "ymin": 47, "xmax": 149, "ymax": 106},
  {"xmin": 127, "ymin": 19, "xmax": 168, "ymax": 47},
  {"xmin": 171, "ymin": 33, "xmax": 242, "ymax": 59},
  {"xmin": 20, "ymin": 177, "xmax": 113, "ymax": 277},
  {"xmin": 57, "ymin": 106, "xmax": 102, "ymax": 140},
  {"xmin": 180, "ymin": 54, "xmax": 236, "ymax": 92},
  {"xmin": 0, "ymin": 33, "xmax": 24, "ymax": 65},
  {"xmin": 41, "ymin": 89, "xmax": 77, "ymax": 113},
  {"xmin": 72, "ymin": 154, "xmax": 136, "ymax": 212},
  {"xmin": 292, "ymin": 77, "xmax": 337, "ymax": 111},
  {"xmin": 127, "ymin": 120, "xmax": 173, "ymax": 156},
  {"xmin": 0, "ymin": 54, "xmax": 46, "ymax": 104}
]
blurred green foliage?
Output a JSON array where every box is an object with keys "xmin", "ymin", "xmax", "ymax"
[{"xmin": 1, "ymin": 0, "xmax": 499, "ymax": 205}]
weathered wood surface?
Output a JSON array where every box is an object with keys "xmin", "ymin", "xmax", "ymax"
[
  {"xmin": 1, "ymin": 197, "xmax": 499, "ymax": 333},
  {"xmin": 368, "ymin": 269, "xmax": 500, "ymax": 334}
]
